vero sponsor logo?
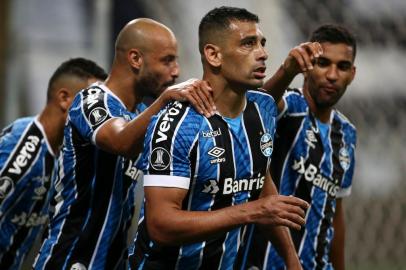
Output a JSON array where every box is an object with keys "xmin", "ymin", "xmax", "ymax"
[
  {"xmin": 8, "ymin": 135, "xmax": 40, "ymax": 175},
  {"xmin": 155, "ymin": 102, "xmax": 183, "ymax": 143}
]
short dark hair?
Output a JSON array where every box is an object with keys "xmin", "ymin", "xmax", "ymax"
[
  {"xmin": 310, "ymin": 24, "xmax": 357, "ymax": 59},
  {"xmin": 198, "ymin": 6, "xmax": 259, "ymax": 53},
  {"xmin": 47, "ymin": 57, "xmax": 107, "ymax": 101}
]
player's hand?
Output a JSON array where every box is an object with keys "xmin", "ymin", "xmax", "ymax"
[
  {"xmin": 282, "ymin": 42, "xmax": 323, "ymax": 76},
  {"xmin": 255, "ymin": 195, "xmax": 309, "ymax": 230},
  {"xmin": 163, "ymin": 79, "xmax": 216, "ymax": 118}
]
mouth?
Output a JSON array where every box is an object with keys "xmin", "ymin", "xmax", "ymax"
[
  {"xmin": 253, "ymin": 66, "xmax": 267, "ymax": 79},
  {"xmin": 320, "ymin": 85, "xmax": 338, "ymax": 94}
]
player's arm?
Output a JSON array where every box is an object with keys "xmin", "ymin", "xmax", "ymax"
[
  {"xmin": 262, "ymin": 42, "xmax": 323, "ymax": 112},
  {"xmin": 96, "ymin": 79, "xmax": 214, "ymax": 158},
  {"xmin": 330, "ymin": 198, "xmax": 345, "ymax": 270},
  {"xmin": 256, "ymin": 171, "xmax": 303, "ymax": 270},
  {"xmin": 144, "ymin": 177, "xmax": 308, "ymax": 246}
]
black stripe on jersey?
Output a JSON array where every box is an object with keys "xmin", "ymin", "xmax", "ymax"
[
  {"xmin": 44, "ymin": 126, "xmax": 94, "ymax": 269},
  {"xmin": 291, "ymin": 115, "xmax": 325, "ymax": 251},
  {"xmin": 68, "ymin": 150, "xmax": 120, "ymax": 267},
  {"xmin": 148, "ymin": 101, "xmax": 189, "ymax": 176},
  {"xmin": 234, "ymin": 101, "xmax": 269, "ymax": 269},
  {"xmin": 314, "ymin": 117, "xmax": 344, "ymax": 269},
  {"xmin": 0, "ymin": 122, "xmax": 43, "ymax": 202},
  {"xmin": 270, "ymin": 115, "xmax": 305, "ymax": 190},
  {"xmin": 200, "ymin": 115, "xmax": 235, "ymax": 270},
  {"xmin": 81, "ymin": 86, "xmax": 112, "ymax": 130}
]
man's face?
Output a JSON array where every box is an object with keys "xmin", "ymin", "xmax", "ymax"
[
  {"xmin": 306, "ymin": 42, "xmax": 356, "ymax": 108},
  {"xmin": 220, "ymin": 20, "xmax": 268, "ymax": 90},
  {"xmin": 137, "ymin": 36, "xmax": 180, "ymax": 98}
]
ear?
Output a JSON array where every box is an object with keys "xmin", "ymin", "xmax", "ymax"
[
  {"xmin": 56, "ymin": 88, "xmax": 72, "ymax": 112},
  {"xmin": 128, "ymin": 48, "xmax": 143, "ymax": 70},
  {"xmin": 204, "ymin": 44, "xmax": 222, "ymax": 67}
]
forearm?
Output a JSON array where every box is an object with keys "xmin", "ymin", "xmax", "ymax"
[
  {"xmin": 259, "ymin": 225, "xmax": 300, "ymax": 268},
  {"xmin": 262, "ymin": 65, "xmax": 295, "ymax": 103},
  {"xmin": 147, "ymin": 198, "xmax": 265, "ymax": 245}
]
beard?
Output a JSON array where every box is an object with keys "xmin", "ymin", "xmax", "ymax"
[{"xmin": 136, "ymin": 72, "xmax": 176, "ymax": 99}]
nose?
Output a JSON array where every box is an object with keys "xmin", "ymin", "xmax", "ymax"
[
  {"xmin": 257, "ymin": 44, "xmax": 268, "ymax": 61},
  {"xmin": 171, "ymin": 62, "xmax": 180, "ymax": 79},
  {"xmin": 326, "ymin": 65, "xmax": 339, "ymax": 81}
]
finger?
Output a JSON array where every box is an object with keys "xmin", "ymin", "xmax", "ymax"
[
  {"xmin": 282, "ymin": 211, "xmax": 306, "ymax": 226},
  {"xmin": 290, "ymin": 50, "xmax": 307, "ymax": 72},
  {"xmin": 279, "ymin": 218, "xmax": 302, "ymax": 231},
  {"xmin": 189, "ymin": 91, "xmax": 211, "ymax": 117},
  {"xmin": 200, "ymin": 81, "xmax": 216, "ymax": 111},
  {"xmin": 283, "ymin": 195, "xmax": 310, "ymax": 209},
  {"xmin": 285, "ymin": 204, "xmax": 306, "ymax": 218},
  {"xmin": 195, "ymin": 85, "xmax": 214, "ymax": 116},
  {"xmin": 297, "ymin": 46, "xmax": 314, "ymax": 70}
]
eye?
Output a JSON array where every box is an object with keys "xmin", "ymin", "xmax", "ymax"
[
  {"xmin": 337, "ymin": 62, "xmax": 352, "ymax": 71},
  {"xmin": 316, "ymin": 58, "xmax": 330, "ymax": 67},
  {"xmin": 242, "ymin": 38, "xmax": 256, "ymax": 48}
]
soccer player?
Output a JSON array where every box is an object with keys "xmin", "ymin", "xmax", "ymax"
[
  {"xmin": 34, "ymin": 18, "xmax": 214, "ymax": 270},
  {"xmin": 242, "ymin": 24, "xmax": 357, "ymax": 270},
  {"xmin": 0, "ymin": 58, "xmax": 107, "ymax": 269},
  {"xmin": 129, "ymin": 7, "xmax": 310, "ymax": 270}
]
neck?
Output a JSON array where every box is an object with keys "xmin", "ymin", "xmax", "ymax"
[
  {"xmin": 38, "ymin": 104, "xmax": 65, "ymax": 154},
  {"xmin": 303, "ymin": 86, "xmax": 332, "ymax": 123},
  {"xmin": 104, "ymin": 66, "xmax": 142, "ymax": 112},
  {"xmin": 204, "ymin": 74, "xmax": 246, "ymax": 118}
]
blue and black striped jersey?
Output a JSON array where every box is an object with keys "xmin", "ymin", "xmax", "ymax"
[
  {"xmin": 129, "ymin": 90, "xmax": 277, "ymax": 270},
  {"xmin": 0, "ymin": 116, "xmax": 55, "ymax": 270},
  {"xmin": 239, "ymin": 89, "xmax": 356, "ymax": 270},
  {"xmin": 34, "ymin": 83, "xmax": 145, "ymax": 270}
]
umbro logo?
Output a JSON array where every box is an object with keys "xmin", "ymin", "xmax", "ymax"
[
  {"xmin": 208, "ymin": 147, "xmax": 225, "ymax": 164},
  {"xmin": 208, "ymin": 147, "xmax": 225, "ymax": 158}
]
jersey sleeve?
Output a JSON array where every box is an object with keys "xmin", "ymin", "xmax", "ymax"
[
  {"xmin": 138, "ymin": 102, "xmax": 201, "ymax": 190},
  {"xmin": 336, "ymin": 127, "xmax": 357, "ymax": 198},
  {"xmin": 278, "ymin": 89, "xmax": 307, "ymax": 119},
  {"xmin": 68, "ymin": 86, "xmax": 125, "ymax": 144}
]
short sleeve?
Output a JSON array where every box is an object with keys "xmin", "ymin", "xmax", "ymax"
[
  {"xmin": 138, "ymin": 102, "xmax": 201, "ymax": 190},
  {"xmin": 336, "ymin": 128, "xmax": 357, "ymax": 198}
]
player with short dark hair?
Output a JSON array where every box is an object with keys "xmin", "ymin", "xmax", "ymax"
[
  {"xmin": 0, "ymin": 57, "xmax": 107, "ymax": 269},
  {"xmin": 34, "ymin": 18, "xmax": 214, "ymax": 270},
  {"xmin": 241, "ymin": 24, "xmax": 357, "ymax": 270},
  {"xmin": 129, "ymin": 6, "xmax": 311, "ymax": 270}
]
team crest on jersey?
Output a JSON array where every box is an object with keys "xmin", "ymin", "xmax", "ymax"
[
  {"xmin": 339, "ymin": 147, "xmax": 350, "ymax": 170},
  {"xmin": 150, "ymin": 147, "xmax": 171, "ymax": 171},
  {"xmin": 0, "ymin": 176, "xmax": 14, "ymax": 199},
  {"xmin": 71, "ymin": 262, "xmax": 87, "ymax": 270},
  {"xmin": 89, "ymin": 107, "xmax": 108, "ymax": 126},
  {"xmin": 260, "ymin": 133, "xmax": 273, "ymax": 157}
]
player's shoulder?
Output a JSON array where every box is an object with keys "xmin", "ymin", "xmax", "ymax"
[
  {"xmin": 247, "ymin": 89, "xmax": 275, "ymax": 103},
  {"xmin": 334, "ymin": 109, "xmax": 356, "ymax": 132},
  {"xmin": 154, "ymin": 101, "xmax": 204, "ymax": 130},
  {"xmin": 0, "ymin": 116, "xmax": 36, "ymax": 139}
]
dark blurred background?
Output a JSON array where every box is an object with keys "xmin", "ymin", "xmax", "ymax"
[{"xmin": 1, "ymin": 1, "xmax": 405, "ymax": 269}]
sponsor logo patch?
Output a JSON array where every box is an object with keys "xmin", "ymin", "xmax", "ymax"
[
  {"xmin": 260, "ymin": 133, "xmax": 273, "ymax": 157},
  {"xmin": 202, "ymin": 128, "xmax": 222, "ymax": 138},
  {"xmin": 0, "ymin": 176, "xmax": 14, "ymax": 199},
  {"xmin": 150, "ymin": 147, "xmax": 171, "ymax": 171},
  {"xmin": 208, "ymin": 146, "xmax": 226, "ymax": 164},
  {"xmin": 89, "ymin": 107, "xmax": 108, "ymax": 126}
]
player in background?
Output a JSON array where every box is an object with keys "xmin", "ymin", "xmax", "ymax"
[
  {"xmin": 34, "ymin": 18, "xmax": 215, "ymax": 270},
  {"xmin": 0, "ymin": 58, "xmax": 107, "ymax": 269},
  {"xmin": 242, "ymin": 24, "xmax": 357, "ymax": 270},
  {"xmin": 129, "ymin": 7, "xmax": 311, "ymax": 270}
]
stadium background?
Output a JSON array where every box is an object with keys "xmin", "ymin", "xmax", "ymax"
[{"xmin": 0, "ymin": 0, "xmax": 405, "ymax": 269}]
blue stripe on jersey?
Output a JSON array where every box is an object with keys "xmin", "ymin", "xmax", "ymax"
[
  {"xmin": 0, "ymin": 117, "xmax": 54, "ymax": 269},
  {"xmin": 131, "ymin": 91, "xmax": 277, "ymax": 270}
]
